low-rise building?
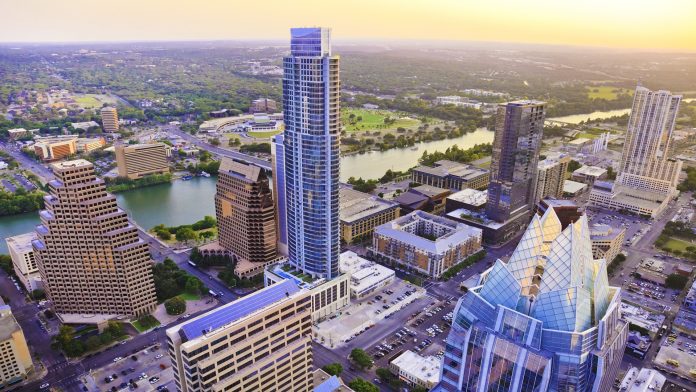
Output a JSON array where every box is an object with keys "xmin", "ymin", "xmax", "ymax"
[
  {"xmin": 445, "ymin": 188, "xmax": 487, "ymax": 213},
  {"xmin": 166, "ymin": 280, "xmax": 313, "ymax": 392},
  {"xmin": 70, "ymin": 120, "xmax": 100, "ymax": 131},
  {"xmin": 6, "ymin": 128, "xmax": 35, "ymax": 140},
  {"xmin": 339, "ymin": 187, "xmax": 399, "ymax": 244},
  {"xmin": 590, "ymin": 224, "xmax": 626, "ymax": 263},
  {"xmin": 114, "ymin": 143, "xmax": 169, "ymax": 179},
  {"xmin": 339, "ymin": 251, "xmax": 394, "ymax": 298},
  {"xmin": 536, "ymin": 198, "xmax": 582, "ymax": 229},
  {"xmin": 250, "ymin": 98, "xmax": 278, "ymax": 114},
  {"xmin": 33, "ymin": 136, "xmax": 77, "ymax": 161},
  {"xmin": 5, "ymin": 233, "xmax": 42, "ymax": 292},
  {"xmin": 313, "ymin": 369, "xmax": 355, "ymax": 392},
  {"xmin": 0, "ymin": 299, "xmax": 33, "ymax": 388},
  {"xmin": 394, "ymin": 185, "xmax": 451, "ymax": 215},
  {"xmin": 618, "ymin": 367, "xmax": 665, "ymax": 392},
  {"xmin": 572, "ymin": 165, "xmax": 608, "ymax": 186},
  {"xmin": 625, "ymin": 331, "xmax": 652, "ymax": 359},
  {"xmin": 389, "ymin": 350, "xmax": 441, "ymax": 389},
  {"xmin": 76, "ymin": 137, "xmax": 106, "ymax": 153},
  {"xmin": 372, "ymin": 211, "xmax": 482, "ymax": 278},
  {"xmin": 589, "ymin": 182, "xmax": 671, "ymax": 218},
  {"xmin": 412, "ymin": 160, "xmax": 489, "ymax": 191},
  {"xmin": 563, "ymin": 179, "xmax": 588, "ymax": 197}
]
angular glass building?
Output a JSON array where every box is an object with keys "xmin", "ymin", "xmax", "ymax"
[
  {"xmin": 282, "ymin": 28, "xmax": 341, "ymax": 279},
  {"xmin": 435, "ymin": 208, "xmax": 627, "ymax": 392}
]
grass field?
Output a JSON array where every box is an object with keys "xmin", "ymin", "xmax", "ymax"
[
  {"xmin": 132, "ymin": 317, "xmax": 161, "ymax": 333},
  {"xmin": 74, "ymin": 95, "xmax": 103, "ymax": 109},
  {"xmin": 586, "ymin": 86, "xmax": 631, "ymax": 100},
  {"xmin": 663, "ymin": 237, "xmax": 694, "ymax": 252},
  {"xmin": 247, "ymin": 130, "xmax": 282, "ymax": 139},
  {"xmin": 178, "ymin": 292, "xmax": 201, "ymax": 301},
  {"xmin": 341, "ymin": 108, "xmax": 419, "ymax": 133}
]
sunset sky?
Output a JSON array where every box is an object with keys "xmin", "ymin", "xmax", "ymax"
[{"xmin": 1, "ymin": 0, "xmax": 695, "ymax": 50}]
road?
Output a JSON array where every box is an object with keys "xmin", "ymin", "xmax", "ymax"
[{"xmin": 0, "ymin": 141, "xmax": 54, "ymax": 184}]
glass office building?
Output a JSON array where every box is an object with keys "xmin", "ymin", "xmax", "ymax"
[
  {"xmin": 435, "ymin": 207, "xmax": 627, "ymax": 392},
  {"xmin": 282, "ymin": 28, "xmax": 341, "ymax": 279}
]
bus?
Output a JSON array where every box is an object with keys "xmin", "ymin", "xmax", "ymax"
[{"xmin": 188, "ymin": 260, "xmax": 197, "ymax": 268}]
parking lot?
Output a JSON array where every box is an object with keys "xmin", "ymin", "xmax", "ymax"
[
  {"xmin": 83, "ymin": 343, "xmax": 174, "ymax": 392},
  {"xmin": 314, "ymin": 279, "xmax": 425, "ymax": 348}
]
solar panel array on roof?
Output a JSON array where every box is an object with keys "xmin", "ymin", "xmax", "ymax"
[{"xmin": 180, "ymin": 279, "xmax": 301, "ymax": 341}]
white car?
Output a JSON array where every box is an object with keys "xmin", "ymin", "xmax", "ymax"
[
  {"xmin": 40, "ymin": 383, "xmax": 50, "ymax": 389},
  {"xmin": 113, "ymin": 356, "xmax": 123, "ymax": 362},
  {"xmin": 155, "ymin": 354, "xmax": 163, "ymax": 359}
]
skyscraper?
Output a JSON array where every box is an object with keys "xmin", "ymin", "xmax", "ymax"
[
  {"xmin": 435, "ymin": 208, "xmax": 627, "ymax": 392},
  {"xmin": 486, "ymin": 100, "xmax": 545, "ymax": 223},
  {"xmin": 617, "ymin": 86, "xmax": 682, "ymax": 193},
  {"xmin": 533, "ymin": 153, "xmax": 570, "ymax": 202},
  {"xmin": 282, "ymin": 27, "xmax": 340, "ymax": 279},
  {"xmin": 215, "ymin": 158, "xmax": 277, "ymax": 264},
  {"xmin": 100, "ymin": 106, "xmax": 119, "ymax": 133},
  {"xmin": 33, "ymin": 159, "xmax": 157, "ymax": 317},
  {"xmin": 271, "ymin": 134, "xmax": 288, "ymax": 256}
]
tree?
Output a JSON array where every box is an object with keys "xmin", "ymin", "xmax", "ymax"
[
  {"xmin": 567, "ymin": 160, "xmax": 582, "ymax": 173},
  {"xmin": 176, "ymin": 227, "xmax": 198, "ymax": 242},
  {"xmin": 349, "ymin": 348, "xmax": 373, "ymax": 370},
  {"xmin": 322, "ymin": 363, "xmax": 343, "ymax": 376},
  {"xmin": 165, "ymin": 296, "xmax": 186, "ymax": 315},
  {"xmin": 666, "ymin": 274, "xmax": 689, "ymax": 290},
  {"xmin": 347, "ymin": 378, "xmax": 378, "ymax": 392},
  {"xmin": 85, "ymin": 335, "xmax": 101, "ymax": 351},
  {"xmin": 411, "ymin": 386, "xmax": 428, "ymax": 392},
  {"xmin": 376, "ymin": 367, "xmax": 401, "ymax": 388},
  {"xmin": 209, "ymin": 137, "xmax": 220, "ymax": 146}
]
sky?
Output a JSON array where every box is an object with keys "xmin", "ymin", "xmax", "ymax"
[{"xmin": 1, "ymin": 0, "xmax": 695, "ymax": 51}]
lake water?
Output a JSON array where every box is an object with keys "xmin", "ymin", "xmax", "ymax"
[{"xmin": 547, "ymin": 108, "xmax": 631, "ymax": 124}]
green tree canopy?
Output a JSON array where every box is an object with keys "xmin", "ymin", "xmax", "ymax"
[
  {"xmin": 322, "ymin": 363, "xmax": 343, "ymax": 376},
  {"xmin": 347, "ymin": 378, "xmax": 379, "ymax": 392},
  {"xmin": 165, "ymin": 296, "xmax": 186, "ymax": 315},
  {"xmin": 349, "ymin": 348, "xmax": 373, "ymax": 370}
]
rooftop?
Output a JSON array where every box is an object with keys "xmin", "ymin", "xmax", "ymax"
[
  {"xmin": 447, "ymin": 189, "xmax": 487, "ymax": 207},
  {"xmin": 219, "ymin": 157, "xmax": 264, "ymax": 182},
  {"xmin": 178, "ymin": 279, "xmax": 301, "ymax": 342},
  {"xmin": 411, "ymin": 184, "xmax": 450, "ymax": 198},
  {"xmin": 563, "ymin": 180, "xmax": 588, "ymax": 194},
  {"xmin": 619, "ymin": 367, "xmax": 666, "ymax": 392},
  {"xmin": 391, "ymin": 350, "xmax": 442, "ymax": 386},
  {"xmin": 573, "ymin": 165, "xmax": 608, "ymax": 177},
  {"xmin": 413, "ymin": 160, "xmax": 488, "ymax": 181},
  {"xmin": 5, "ymin": 232, "xmax": 37, "ymax": 253},
  {"xmin": 339, "ymin": 187, "xmax": 398, "ymax": 224},
  {"xmin": 590, "ymin": 224, "xmax": 624, "ymax": 241},
  {"xmin": 0, "ymin": 300, "xmax": 23, "ymax": 342},
  {"xmin": 339, "ymin": 251, "xmax": 394, "ymax": 293},
  {"xmin": 50, "ymin": 159, "xmax": 93, "ymax": 171}
]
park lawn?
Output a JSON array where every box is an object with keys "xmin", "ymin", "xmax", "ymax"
[
  {"xmin": 341, "ymin": 108, "xmax": 419, "ymax": 133},
  {"xmin": 586, "ymin": 86, "xmax": 631, "ymax": 100},
  {"xmin": 74, "ymin": 95, "xmax": 103, "ymax": 109},
  {"xmin": 663, "ymin": 237, "xmax": 693, "ymax": 252},
  {"xmin": 247, "ymin": 130, "xmax": 282, "ymax": 139},
  {"xmin": 132, "ymin": 317, "xmax": 161, "ymax": 333},
  {"xmin": 178, "ymin": 292, "xmax": 201, "ymax": 301}
]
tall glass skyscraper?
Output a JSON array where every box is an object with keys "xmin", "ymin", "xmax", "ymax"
[
  {"xmin": 486, "ymin": 100, "xmax": 545, "ymax": 223},
  {"xmin": 435, "ymin": 207, "xmax": 627, "ymax": 392},
  {"xmin": 282, "ymin": 28, "xmax": 340, "ymax": 279}
]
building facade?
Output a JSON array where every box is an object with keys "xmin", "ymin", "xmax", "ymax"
[
  {"xmin": 533, "ymin": 153, "xmax": 570, "ymax": 202},
  {"xmin": 215, "ymin": 158, "xmax": 277, "ymax": 265},
  {"xmin": 76, "ymin": 137, "xmax": 106, "ymax": 153},
  {"xmin": 435, "ymin": 208, "xmax": 628, "ymax": 392},
  {"xmin": 339, "ymin": 187, "xmax": 399, "ymax": 244},
  {"xmin": 372, "ymin": 211, "xmax": 483, "ymax": 278},
  {"xmin": 271, "ymin": 134, "xmax": 288, "ymax": 256},
  {"xmin": 33, "ymin": 160, "xmax": 157, "ymax": 318},
  {"xmin": 412, "ymin": 160, "xmax": 489, "ymax": 191},
  {"xmin": 115, "ymin": 143, "xmax": 169, "ymax": 179},
  {"xmin": 390, "ymin": 350, "xmax": 441, "ymax": 389},
  {"xmin": 283, "ymin": 27, "xmax": 341, "ymax": 279},
  {"xmin": 166, "ymin": 280, "xmax": 313, "ymax": 392},
  {"xmin": 250, "ymin": 98, "xmax": 278, "ymax": 114},
  {"xmin": 5, "ymin": 232, "xmax": 43, "ymax": 292},
  {"xmin": 339, "ymin": 251, "xmax": 394, "ymax": 298},
  {"xmin": 0, "ymin": 300, "xmax": 33, "ymax": 388},
  {"xmin": 100, "ymin": 107, "xmax": 119, "ymax": 133},
  {"xmin": 486, "ymin": 101, "xmax": 545, "ymax": 223},
  {"xmin": 590, "ymin": 224, "xmax": 626, "ymax": 264},
  {"xmin": 33, "ymin": 136, "xmax": 77, "ymax": 161},
  {"xmin": 571, "ymin": 165, "xmax": 607, "ymax": 187}
]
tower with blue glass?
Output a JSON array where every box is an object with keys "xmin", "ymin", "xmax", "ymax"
[{"xmin": 283, "ymin": 27, "xmax": 340, "ymax": 279}]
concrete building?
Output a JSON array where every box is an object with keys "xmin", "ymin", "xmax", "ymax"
[
  {"xmin": 589, "ymin": 182, "xmax": 669, "ymax": 218},
  {"xmin": 536, "ymin": 198, "xmax": 582, "ymax": 229},
  {"xmin": 0, "ymin": 300, "xmax": 33, "ymax": 388},
  {"xmin": 339, "ymin": 251, "xmax": 395, "ymax": 298},
  {"xmin": 166, "ymin": 280, "xmax": 313, "ymax": 392},
  {"xmin": 412, "ymin": 160, "xmax": 489, "ymax": 191},
  {"xmin": 249, "ymin": 98, "xmax": 278, "ymax": 114},
  {"xmin": 571, "ymin": 165, "xmax": 608, "ymax": 186},
  {"xmin": 33, "ymin": 160, "xmax": 157, "ymax": 320},
  {"xmin": 6, "ymin": 128, "xmax": 35, "ymax": 140},
  {"xmin": 5, "ymin": 233, "xmax": 43, "ymax": 292},
  {"xmin": 395, "ymin": 185, "xmax": 451, "ymax": 215},
  {"xmin": 590, "ymin": 224, "xmax": 626, "ymax": 263},
  {"xmin": 115, "ymin": 143, "xmax": 169, "ymax": 179},
  {"xmin": 283, "ymin": 27, "xmax": 341, "ymax": 279},
  {"xmin": 339, "ymin": 187, "xmax": 399, "ymax": 244},
  {"xmin": 618, "ymin": 367, "xmax": 666, "ymax": 392},
  {"xmin": 434, "ymin": 96, "xmax": 483, "ymax": 110},
  {"xmin": 33, "ymin": 136, "xmax": 77, "ymax": 161},
  {"xmin": 372, "ymin": 211, "xmax": 482, "ymax": 278},
  {"xmin": 215, "ymin": 158, "xmax": 277, "ymax": 267},
  {"xmin": 563, "ymin": 180, "xmax": 588, "ymax": 197},
  {"xmin": 100, "ymin": 107, "xmax": 119, "ymax": 133},
  {"xmin": 390, "ymin": 350, "xmax": 441, "ymax": 389},
  {"xmin": 76, "ymin": 137, "xmax": 106, "ymax": 153},
  {"xmin": 445, "ymin": 188, "xmax": 487, "ymax": 213},
  {"xmin": 533, "ymin": 153, "xmax": 570, "ymax": 202},
  {"xmin": 435, "ymin": 208, "xmax": 628, "ymax": 392}
]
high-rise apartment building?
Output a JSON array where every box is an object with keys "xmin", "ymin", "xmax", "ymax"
[
  {"xmin": 533, "ymin": 153, "xmax": 570, "ymax": 202},
  {"xmin": 115, "ymin": 143, "xmax": 169, "ymax": 179},
  {"xmin": 215, "ymin": 158, "xmax": 277, "ymax": 264},
  {"xmin": 435, "ymin": 208, "xmax": 627, "ymax": 392},
  {"xmin": 617, "ymin": 86, "xmax": 682, "ymax": 193},
  {"xmin": 272, "ymin": 134, "xmax": 288, "ymax": 256},
  {"xmin": 33, "ymin": 159, "xmax": 157, "ymax": 318},
  {"xmin": 100, "ymin": 106, "xmax": 119, "ymax": 133},
  {"xmin": 0, "ymin": 300, "xmax": 33, "ymax": 388},
  {"xmin": 486, "ymin": 100, "xmax": 545, "ymax": 223},
  {"xmin": 5, "ymin": 232, "xmax": 43, "ymax": 292},
  {"xmin": 166, "ymin": 280, "xmax": 313, "ymax": 392},
  {"xmin": 282, "ymin": 27, "xmax": 341, "ymax": 279}
]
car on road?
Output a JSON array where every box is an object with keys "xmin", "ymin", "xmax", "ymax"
[
  {"xmin": 155, "ymin": 354, "xmax": 164, "ymax": 359},
  {"xmin": 113, "ymin": 356, "xmax": 123, "ymax": 362},
  {"xmin": 149, "ymin": 376, "xmax": 160, "ymax": 384},
  {"xmin": 40, "ymin": 383, "xmax": 50, "ymax": 389}
]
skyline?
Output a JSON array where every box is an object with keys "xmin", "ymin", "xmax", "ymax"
[{"xmin": 0, "ymin": 0, "xmax": 695, "ymax": 51}]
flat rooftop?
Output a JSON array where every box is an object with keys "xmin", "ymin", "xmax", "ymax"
[
  {"xmin": 179, "ymin": 279, "xmax": 301, "ymax": 341},
  {"xmin": 391, "ymin": 350, "xmax": 441, "ymax": 386},
  {"xmin": 447, "ymin": 189, "xmax": 487, "ymax": 206},
  {"xmin": 563, "ymin": 180, "xmax": 587, "ymax": 193},
  {"xmin": 5, "ymin": 232, "xmax": 37, "ymax": 253},
  {"xmin": 413, "ymin": 160, "xmax": 488, "ymax": 180},
  {"xmin": 339, "ymin": 187, "xmax": 397, "ymax": 224},
  {"xmin": 573, "ymin": 165, "xmax": 607, "ymax": 177},
  {"xmin": 339, "ymin": 251, "xmax": 394, "ymax": 293},
  {"xmin": 411, "ymin": 184, "xmax": 450, "ymax": 197},
  {"xmin": 590, "ymin": 224, "xmax": 624, "ymax": 241},
  {"xmin": 50, "ymin": 159, "xmax": 93, "ymax": 170}
]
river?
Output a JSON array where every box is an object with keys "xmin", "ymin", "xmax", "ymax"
[{"xmin": 548, "ymin": 108, "xmax": 631, "ymax": 124}]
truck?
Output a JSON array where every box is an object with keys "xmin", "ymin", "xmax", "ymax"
[{"xmin": 209, "ymin": 290, "xmax": 218, "ymax": 297}]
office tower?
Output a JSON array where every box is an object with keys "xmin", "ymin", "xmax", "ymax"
[
  {"xmin": 283, "ymin": 27, "xmax": 340, "ymax": 279},
  {"xmin": 115, "ymin": 143, "xmax": 169, "ymax": 179},
  {"xmin": 250, "ymin": 98, "xmax": 278, "ymax": 113},
  {"xmin": 33, "ymin": 160, "xmax": 157, "ymax": 317},
  {"xmin": 100, "ymin": 106, "xmax": 119, "ymax": 133},
  {"xmin": 167, "ymin": 280, "xmax": 313, "ymax": 392},
  {"xmin": 486, "ymin": 100, "xmax": 545, "ymax": 223},
  {"xmin": 5, "ymin": 232, "xmax": 43, "ymax": 292},
  {"xmin": 272, "ymin": 134, "xmax": 288, "ymax": 256},
  {"xmin": 617, "ymin": 86, "xmax": 682, "ymax": 193},
  {"xmin": 533, "ymin": 153, "xmax": 570, "ymax": 202},
  {"xmin": 0, "ymin": 299, "xmax": 33, "ymax": 388},
  {"xmin": 215, "ymin": 158, "xmax": 277, "ymax": 264},
  {"xmin": 436, "ymin": 208, "xmax": 627, "ymax": 392}
]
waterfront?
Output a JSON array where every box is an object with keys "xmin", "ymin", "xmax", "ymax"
[{"xmin": 548, "ymin": 108, "xmax": 631, "ymax": 124}]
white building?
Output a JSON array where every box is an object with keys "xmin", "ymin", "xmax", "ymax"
[
  {"xmin": 618, "ymin": 367, "xmax": 666, "ymax": 392},
  {"xmin": 5, "ymin": 233, "xmax": 43, "ymax": 292},
  {"xmin": 339, "ymin": 251, "xmax": 394, "ymax": 298},
  {"xmin": 390, "ymin": 350, "xmax": 441, "ymax": 389},
  {"xmin": 434, "ymin": 96, "xmax": 483, "ymax": 110}
]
